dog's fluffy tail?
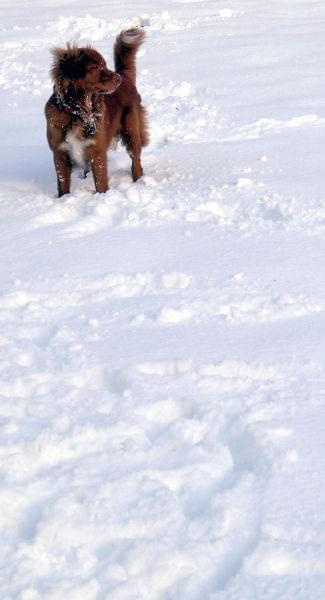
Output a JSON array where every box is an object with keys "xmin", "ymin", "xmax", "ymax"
[{"xmin": 114, "ymin": 28, "xmax": 145, "ymax": 84}]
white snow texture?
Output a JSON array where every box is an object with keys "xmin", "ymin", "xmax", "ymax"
[{"xmin": 0, "ymin": 1, "xmax": 325, "ymax": 599}]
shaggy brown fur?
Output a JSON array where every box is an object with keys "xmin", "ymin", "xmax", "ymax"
[{"xmin": 45, "ymin": 28, "xmax": 149, "ymax": 197}]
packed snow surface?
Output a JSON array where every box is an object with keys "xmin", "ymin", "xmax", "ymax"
[{"xmin": 1, "ymin": 0, "xmax": 325, "ymax": 598}]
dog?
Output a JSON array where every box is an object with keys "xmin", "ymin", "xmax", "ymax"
[{"xmin": 45, "ymin": 28, "xmax": 149, "ymax": 197}]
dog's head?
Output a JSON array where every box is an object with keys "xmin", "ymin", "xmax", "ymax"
[{"xmin": 50, "ymin": 44, "xmax": 122, "ymax": 95}]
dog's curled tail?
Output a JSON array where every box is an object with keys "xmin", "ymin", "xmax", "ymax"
[{"xmin": 114, "ymin": 28, "xmax": 146, "ymax": 84}]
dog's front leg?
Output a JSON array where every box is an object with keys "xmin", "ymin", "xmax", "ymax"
[
  {"xmin": 53, "ymin": 150, "xmax": 72, "ymax": 197},
  {"xmin": 88, "ymin": 150, "xmax": 109, "ymax": 193}
]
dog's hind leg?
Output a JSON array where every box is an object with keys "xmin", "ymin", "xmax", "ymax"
[{"xmin": 120, "ymin": 106, "xmax": 144, "ymax": 181}]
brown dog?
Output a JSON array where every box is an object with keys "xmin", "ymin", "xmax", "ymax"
[{"xmin": 45, "ymin": 28, "xmax": 149, "ymax": 197}]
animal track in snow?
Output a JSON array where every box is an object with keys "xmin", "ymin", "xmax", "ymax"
[
  {"xmin": 1, "ymin": 265, "xmax": 321, "ymax": 596},
  {"xmin": 130, "ymin": 274, "xmax": 324, "ymax": 328},
  {"xmin": 221, "ymin": 114, "xmax": 325, "ymax": 142},
  {"xmin": 0, "ymin": 271, "xmax": 193, "ymax": 310}
]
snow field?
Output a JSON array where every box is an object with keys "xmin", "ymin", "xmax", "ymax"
[
  {"xmin": 1, "ymin": 0, "xmax": 325, "ymax": 598},
  {"xmin": 1, "ymin": 312, "xmax": 322, "ymax": 598}
]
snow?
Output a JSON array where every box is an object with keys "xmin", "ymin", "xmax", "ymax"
[{"xmin": 1, "ymin": 0, "xmax": 325, "ymax": 598}]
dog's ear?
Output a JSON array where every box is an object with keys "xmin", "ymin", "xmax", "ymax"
[
  {"xmin": 59, "ymin": 50, "xmax": 87, "ymax": 80},
  {"xmin": 50, "ymin": 46, "xmax": 88, "ymax": 85}
]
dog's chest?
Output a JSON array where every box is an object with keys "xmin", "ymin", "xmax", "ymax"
[{"xmin": 60, "ymin": 126, "xmax": 94, "ymax": 169}]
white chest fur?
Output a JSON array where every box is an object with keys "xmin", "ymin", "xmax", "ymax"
[{"xmin": 60, "ymin": 129, "xmax": 94, "ymax": 169}]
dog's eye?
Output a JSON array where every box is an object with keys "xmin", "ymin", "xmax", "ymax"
[{"xmin": 90, "ymin": 64, "xmax": 100, "ymax": 72}]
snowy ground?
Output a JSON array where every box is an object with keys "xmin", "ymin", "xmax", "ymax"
[{"xmin": 1, "ymin": 0, "xmax": 325, "ymax": 598}]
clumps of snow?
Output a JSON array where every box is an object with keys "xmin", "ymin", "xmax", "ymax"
[
  {"xmin": 173, "ymin": 81, "xmax": 192, "ymax": 98},
  {"xmin": 140, "ymin": 14, "xmax": 151, "ymax": 27},
  {"xmin": 236, "ymin": 177, "xmax": 253, "ymax": 189},
  {"xmin": 218, "ymin": 8, "xmax": 233, "ymax": 18},
  {"xmin": 45, "ymin": 14, "xmax": 118, "ymax": 42},
  {"xmin": 197, "ymin": 200, "xmax": 236, "ymax": 218},
  {"xmin": 158, "ymin": 306, "xmax": 193, "ymax": 323},
  {"xmin": 136, "ymin": 359, "xmax": 193, "ymax": 376}
]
